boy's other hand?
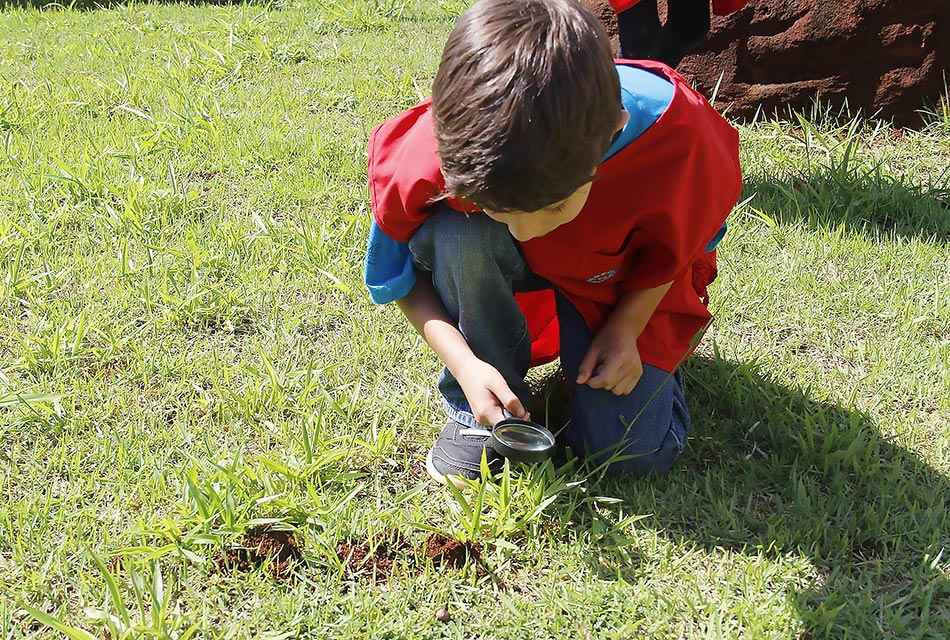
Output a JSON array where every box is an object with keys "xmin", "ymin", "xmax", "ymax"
[
  {"xmin": 455, "ymin": 357, "xmax": 530, "ymax": 426},
  {"xmin": 577, "ymin": 323, "xmax": 643, "ymax": 396}
]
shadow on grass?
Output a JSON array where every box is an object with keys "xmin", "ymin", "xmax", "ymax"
[
  {"xmin": 593, "ymin": 355, "xmax": 949, "ymax": 637},
  {"xmin": 743, "ymin": 165, "xmax": 950, "ymax": 240}
]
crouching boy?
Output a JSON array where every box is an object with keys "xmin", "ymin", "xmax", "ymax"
[{"xmin": 364, "ymin": 0, "xmax": 741, "ymax": 486}]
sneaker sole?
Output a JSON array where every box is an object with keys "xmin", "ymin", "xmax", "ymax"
[{"xmin": 425, "ymin": 448, "xmax": 473, "ymax": 490}]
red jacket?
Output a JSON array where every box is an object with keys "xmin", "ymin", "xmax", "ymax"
[
  {"xmin": 610, "ymin": 0, "xmax": 750, "ymax": 16},
  {"xmin": 367, "ymin": 61, "xmax": 741, "ymax": 372}
]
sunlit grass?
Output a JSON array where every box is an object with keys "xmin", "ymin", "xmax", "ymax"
[{"xmin": 2, "ymin": 1, "xmax": 949, "ymax": 638}]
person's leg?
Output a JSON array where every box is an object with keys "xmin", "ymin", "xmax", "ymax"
[
  {"xmin": 408, "ymin": 206, "xmax": 534, "ymax": 423},
  {"xmin": 408, "ymin": 206, "xmax": 534, "ymax": 483},
  {"xmin": 655, "ymin": 0, "xmax": 711, "ymax": 68},
  {"xmin": 617, "ymin": 0, "xmax": 661, "ymax": 60},
  {"xmin": 555, "ymin": 293, "xmax": 690, "ymax": 477}
]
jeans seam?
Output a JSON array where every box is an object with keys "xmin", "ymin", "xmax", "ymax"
[{"xmin": 410, "ymin": 255, "xmax": 432, "ymax": 272}]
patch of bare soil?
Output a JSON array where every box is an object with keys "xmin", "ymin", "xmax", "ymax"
[
  {"xmin": 335, "ymin": 529, "xmax": 482, "ymax": 583},
  {"xmin": 335, "ymin": 527, "xmax": 414, "ymax": 579},
  {"xmin": 423, "ymin": 533, "xmax": 482, "ymax": 568},
  {"xmin": 217, "ymin": 524, "xmax": 302, "ymax": 580}
]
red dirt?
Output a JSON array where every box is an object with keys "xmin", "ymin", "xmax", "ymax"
[
  {"xmin": 217, "ymin": 524, "xmax": 302, "ymax": 580},
  {"xmin": 423, "ymin": 533, "xmax": 482, "ymax": 569},
  {"xmin": 335, "ymin": 527, "xmax": 414, "ymax": 582},
  {"xmin": 214, "ymin": 526, "xmax": 484, "ymax": 584},
  {"xmin": 584, "ymin": 0, "xmax": 949, "ymax": 128},
  {"xmin": 335, "ymin": 529, "xmax": 482, "ymax": 583}
]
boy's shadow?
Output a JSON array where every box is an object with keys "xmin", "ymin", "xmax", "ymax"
[{"xmin": 586, "ymin": 355, "xmax": 950, "ymax": 637}]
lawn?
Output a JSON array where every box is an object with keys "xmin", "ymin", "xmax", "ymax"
[{"xmin": 1, "ymin": 1, "xmax": 949, "ymax": 638}]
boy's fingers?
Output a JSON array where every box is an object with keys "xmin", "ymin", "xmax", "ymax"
[
  {"xmin": 588, "ymin": 357, "xmax": 622, "ymax": 389},
  {"xmin": 615, "ymin": 379, "xmax": 635, "ymax": 396},
  {"xmin": 620, "ymin": 377, "xmax": 638, "ymax": 395},
  {"xmin": 576, "ymin": 348, "xmax": 602, "ymax": 384},
  {"xmin": 485, "ymin": 379, "xmax": 528, "ymax": 422},
  {"xmin": 484, "ymin": 408, "xmax": 505, "ymax": 426},
  {"xmin": 476, "ymin": 396, "xmax": 506, "ymax": 426},
  {"xmin": 499, "ymin": 390, "xmax": 528, "ymax": 420},
  {"xmin": 587, "ymin": 374, "xmax": 609, "ymax": 389},
  {"xmin": 609, "ymin": 370, "xmax": 631, "ymax": 395}
]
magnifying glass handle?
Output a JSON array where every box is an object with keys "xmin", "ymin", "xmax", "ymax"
[{"xmin": 499, "ymin": 407, "xmax": 531, "ymax": 423}]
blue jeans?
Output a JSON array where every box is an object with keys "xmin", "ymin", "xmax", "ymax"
[{"xmin": 408, "ymin": 207, "xmax": 689, "ymax": 477}]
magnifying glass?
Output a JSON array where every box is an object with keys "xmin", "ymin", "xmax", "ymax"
[{"xmin": 490, "ymin": 418, "xmax": 556, "ymax": 463}]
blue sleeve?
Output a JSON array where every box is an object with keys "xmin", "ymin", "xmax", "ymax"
[
  {"xmin": 705, "ymin": 222, "xmax": 728, "ymax": 252},
  {"xmin": 364, "ymin": 221, "xmax": 416, "ymax": 304},
  {"xmin": 603, "ymin": 66, "xmax": 675, "ymax": 161},
  {"xmin": 605, "ymin": 65, "xmax": 729, "ymax": 251}
]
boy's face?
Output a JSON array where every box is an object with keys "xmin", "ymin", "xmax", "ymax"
[
  {"xmin": 483, "ymin": 182, "xmax": 593, "ymax": 242},
  {"xmin": 482, "ymin": 110, "xmax": 629, "ymax": 242}
]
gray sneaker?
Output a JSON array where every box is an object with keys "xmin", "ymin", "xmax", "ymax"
[{"xmin": 425, "ymin": 419, "xmax": 502, "ymax": 487}]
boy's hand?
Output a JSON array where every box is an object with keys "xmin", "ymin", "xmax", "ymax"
[
  {"xmin": 576, "ymin": 322, "xmax": 643, "ymax": 396},
  {"xmin": 455, "ymin": 357, "xmax": 530, "ymax": 426},
  {"xmin": 576, "ymin": 281, "xmax": 673, "ymax": 395}
]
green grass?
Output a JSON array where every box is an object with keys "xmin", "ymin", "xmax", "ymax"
[{"xmin": 2, "ymin": 1, "xmax": 949, "ymax": 638}]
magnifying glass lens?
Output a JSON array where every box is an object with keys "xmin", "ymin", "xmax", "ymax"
[
  {"xmin": 495, "ymin": 424, "xmax": 552, "ymax": 451},
  {"xmin": 491, "ymin": 419, "xmax": 556, "ymax": 463}
]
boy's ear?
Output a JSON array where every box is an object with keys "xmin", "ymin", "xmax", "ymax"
[{"xmin": 616, "ymin": 110, "xmax": 630, "ymax": 132}]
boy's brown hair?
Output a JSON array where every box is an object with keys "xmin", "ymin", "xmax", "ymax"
[{"xmin": 432, "ymin": 0, "xmax": 621, "ymax": 213}]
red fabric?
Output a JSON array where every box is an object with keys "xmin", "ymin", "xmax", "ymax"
[
  {"xmin": 515, "ymin": 290, "xmax": 561, "ymax": 366},
  {"xmin": 367, "ymin": 60, "xmax": 741, "ymax": 372},
  {"xmin": 366, "ymin": 98, "xmax": 479, "ymax": 244},
  {"xmin": 609, "ymin": 0, "xmax": 750, "ymax": 16},
  {"xmin": 609, "ymin": 0, "xmax": 642, "ymax": 12},
  {"xmin": 710, "ymin": 0, "xmax": 749, "ymax": 14}
]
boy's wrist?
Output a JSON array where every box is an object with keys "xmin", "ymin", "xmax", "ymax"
[
  {"xmin": 609, "ymin": 301, "xmax": 649, "ymax": 335},
  {"xmin": 610, "ymin": 281, "xmax": 674, "ymax": 337},
  {"xmin": 443, "ymin": 347, "xmax": 479, "ymax": 379}
]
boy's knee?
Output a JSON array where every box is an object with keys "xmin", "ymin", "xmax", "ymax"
[
  {"xmin": 568, "ymin": 367, "xmax": 689, "ymax": 478},
  {"xmin": 410, "ymin": 207, "xmax": 523, "ymax": 279}
]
